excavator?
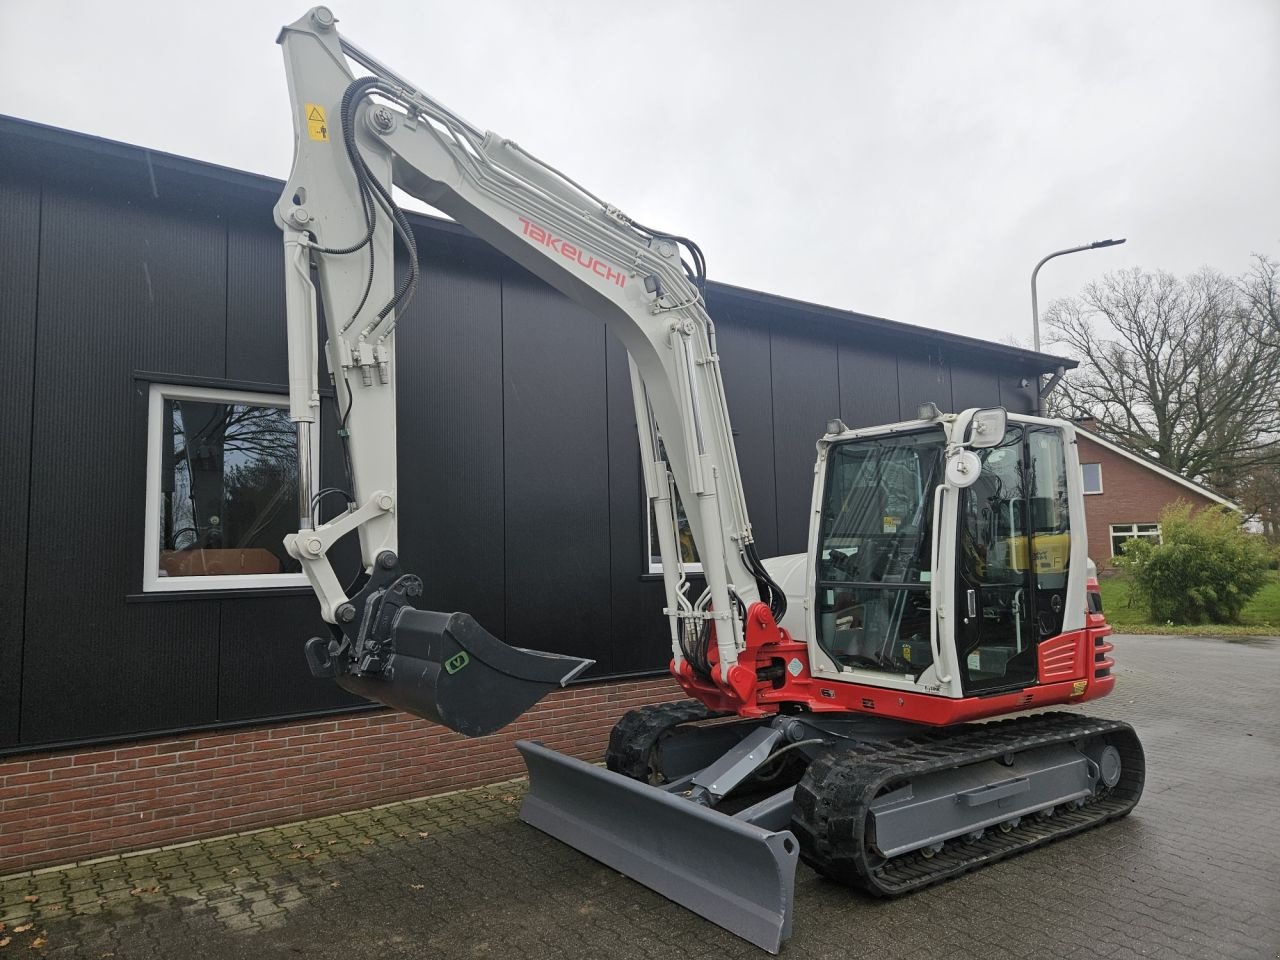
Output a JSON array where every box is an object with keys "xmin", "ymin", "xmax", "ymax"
[{"xmin": 274, "ymin": 9, "xmax": 1144, "ymax": 952}]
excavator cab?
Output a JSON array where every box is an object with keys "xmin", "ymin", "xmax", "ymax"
[{"xmin": 806, "ymin": 407, "xmax": 1091, "ymax": 704}]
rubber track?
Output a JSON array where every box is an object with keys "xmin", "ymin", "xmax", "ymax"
[
  {"xmin": 791, "ymin": 711, "xmax": 1145, "ymax": 897},
  {"xmin": 605, "ymin": 700, "xmax": 727, "ymax": 782}
]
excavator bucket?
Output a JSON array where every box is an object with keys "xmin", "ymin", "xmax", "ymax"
[
  {"xmin": 308, "ymin": 610, "xmax": 593, "ymax": 738},
  {"xmin": 516, "ymin": 740, "xmax": 799, "ymax": 954}
]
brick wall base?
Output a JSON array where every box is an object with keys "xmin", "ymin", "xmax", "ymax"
[{"xmin": 0, "ymin": 676, "xmax": 683, "ymax": 876}]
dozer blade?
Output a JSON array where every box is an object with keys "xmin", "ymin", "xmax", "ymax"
[
  {"xmin": 516, "ymin": 740, "xmax": 799, "ymax": 954},
  {"xmin": 311, "ymin": 610, "xmax": 592, "ymax": 737}
]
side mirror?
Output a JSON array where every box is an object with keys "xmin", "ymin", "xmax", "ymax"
[{"xmin": 966, "ymin": 407, "xmax": 1007, "ymax": 449}]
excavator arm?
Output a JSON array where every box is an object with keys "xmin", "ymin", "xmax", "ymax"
[
  {"xmin": 275, "ymin": 7, "xmax": 785, "ymax": 727},
  {"xmin": 274, "ymin": 9, "xmax": 607, "ymax": 736}
]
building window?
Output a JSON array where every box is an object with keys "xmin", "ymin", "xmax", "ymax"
[
  {"xmin": 1110, "ymin": 522, "xmax": 1160, "ymax": 558},
  {"xmin": 647, "ymin": 494, "xmax": 702, "ymax": 574},
  {"xmin": 1081, "ymin": 462, "xmax": 1103, "ymax": 495},
  {"xmin": 645, "ymin": 430, "xmax": 702, "ymax": 574},
  {"xmin": 143, "ymin": 383, "xmax": 314, "ymax": 592}
]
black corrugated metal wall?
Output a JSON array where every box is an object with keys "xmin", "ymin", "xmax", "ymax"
[{"xmin": 0, "ymin": 121, "xmax": 1040, "ymax": 753}]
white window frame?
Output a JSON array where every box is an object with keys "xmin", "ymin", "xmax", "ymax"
[
  {"xmin": 143, "ymin": 383, "xmax": 316, "ymax": 592},
  {"xmin": 1081, "ymin": 462, "xmax": 1103, "ymax": 495},
  {"xmin": 1109, "ymin": 522, "xmax": 1160, "ymax": 557}
]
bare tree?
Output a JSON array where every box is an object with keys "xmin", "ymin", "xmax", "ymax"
[
  {"xmin": 1235, "ymin": 455, "xmax": 1280, "ymax": 540},
  {"xmin": 1238, "ymin": 254, "xmax": 1280, "ymax": 353},
  {"xmin": 1046, "ymin": 259, "xmax": 1280, "ymax": 499}
]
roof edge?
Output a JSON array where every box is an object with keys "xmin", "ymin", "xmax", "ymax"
[
  {"xmin": 707, "ymin": 280, "xmax": 1076, "ymax": 373},
  {"xmin": 1075, "ymin": 427, "xmax": 1240, "ymax": 511},
  {"xmin": 0, "ymin": 112, "xmax": 1073, "ymax": 373}
]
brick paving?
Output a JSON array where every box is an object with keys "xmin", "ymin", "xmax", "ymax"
[{"xmin": 1, "ymin": 634, "xmax": 1276, "ymax": 959}]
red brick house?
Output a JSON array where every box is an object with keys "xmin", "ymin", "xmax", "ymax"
[{"xmin": 1074, "ymin": 425, "xmax": 1238, "ymax": 566}]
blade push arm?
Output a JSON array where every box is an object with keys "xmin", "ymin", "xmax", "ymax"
[{"xmin": 275, "ymin": 8, "xmax": 784, "ymax": 690}]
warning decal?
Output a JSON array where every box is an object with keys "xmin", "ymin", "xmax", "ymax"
[{"xmin": 305, "ymin": 103, "xmax": 329, "ymax": 142}]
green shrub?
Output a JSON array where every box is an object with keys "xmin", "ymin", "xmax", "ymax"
[
  {"xmin": 1124, "ymin": 502, "xmax": 1269, "ymax": 624},
  {"xmin": 1110, "ymin": 537, "xmax": 1157, "ymax": 608}
]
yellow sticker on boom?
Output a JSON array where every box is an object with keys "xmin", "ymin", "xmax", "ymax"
[{"xmin": 305, "ymin": 103, "xmax": 329, "ymax": 142}]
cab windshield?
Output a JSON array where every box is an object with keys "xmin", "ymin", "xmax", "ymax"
[{"xmin": 816, "ymin": 427, "xmax": 945, "ymax": 675}]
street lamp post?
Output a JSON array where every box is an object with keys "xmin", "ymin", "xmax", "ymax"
[
  {"xmin": 1031, "ymin": 238, "xmax": 1126, "ymax": 412},
  {"xmin": 1031, "ymin": 238, "xmax": 1126, "ymax": 352}
]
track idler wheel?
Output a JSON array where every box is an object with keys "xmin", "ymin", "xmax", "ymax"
[
  {"xmin": 790, "ymin": 751, "xmax": 893, "ymax": 891},
  {"xmin": 605, "ymin": 701, "xmax": 724, "ymax": 783}
]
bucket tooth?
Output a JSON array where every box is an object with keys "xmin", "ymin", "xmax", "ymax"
[{"xmin": 516, "ymin": 740, "xmax": 798, "ymax": 954}]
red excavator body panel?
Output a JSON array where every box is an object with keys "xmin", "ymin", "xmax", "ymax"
[{"xmin": 672, "ymin": 576, "xmax": 1115, "ymax": 727}]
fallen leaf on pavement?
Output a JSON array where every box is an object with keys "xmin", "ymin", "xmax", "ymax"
[
  {"xmin": 361, "ymin": 838, "xmax": 375, "ymax": 846},
  {"xmin": 0, "ymin": 936, "xmax": 11, "ymax": 947},
  {"xmin": 21, "ymin": 897, "xmax": 37, "ymax": 905},
  {"xmin": 417, "ymin": 831, "xmax": 430, "ymax": 839},
  {"xmin": 409, "ymin": 884, "xmax": 424, "ymax": 891},
  {"xmin": 12, "ymin": 926, "xmax": 32, "ymax": 934},
  {"xmin": 329, "ymin": 881, "xmax": 341, "ymax": 889},
  {"xmin": 30, "ymin": 933, "xmax": 48, "ymax": 949}
]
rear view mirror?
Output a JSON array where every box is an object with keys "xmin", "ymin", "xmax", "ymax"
[{"xmin": 967, "ymin": 407, "xmax": 1007, "ymax": 449}]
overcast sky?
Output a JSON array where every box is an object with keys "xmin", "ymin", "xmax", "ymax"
[{"xmin": 2, "ymin": 0, "xmax": 1277, "ymax": 350}]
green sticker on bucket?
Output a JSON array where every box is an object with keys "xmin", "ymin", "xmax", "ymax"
[{"xmin": 444, "ymin": 651, "xmax": 470, "ymax": 675}]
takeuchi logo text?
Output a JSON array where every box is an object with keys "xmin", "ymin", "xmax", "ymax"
[{"xmin": 517, "ymin": 217, "xmax": 627, "ymax": 288}]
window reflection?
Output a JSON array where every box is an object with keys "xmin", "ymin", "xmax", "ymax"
[
  {"xmin": 647, "ymin": 431, "xmax": 701, "ymax": 571},
  {"xmin": 158, "ymin": 399, "xmax": 300, "ymax": 578},
  {"xmin": 816, "ymin": 428, "xmax": 945, "ymax": 675},
  {"xmin": 955, "ymin": 425, "xmax": 1073, "ymax": 693}
]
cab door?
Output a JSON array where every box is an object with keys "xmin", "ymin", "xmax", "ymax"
[
  {"xmin": 953, "ymin": 424, "xmax": 1038, "ymax": 694},
  {"xmin": 953, "ymin": 423, "xmax": 1076, "ymax": 694}
]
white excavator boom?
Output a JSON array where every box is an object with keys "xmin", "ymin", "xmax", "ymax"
[{"xmin": 275, "ymin": 7, "xmax": 787, "ymax": 702}]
